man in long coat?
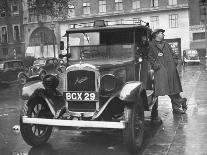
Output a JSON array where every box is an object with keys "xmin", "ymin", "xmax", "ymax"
[{"xmin": 148, "ymin": 29, "xmax": 187, "ymax": 114}]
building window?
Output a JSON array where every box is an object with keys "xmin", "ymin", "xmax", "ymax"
[
  {"xmin": 99, "ymin": 0, "xmax": 106, "ymax": 13},
  {"xmin": 132, "ymin": 0, "xmax": 140, "ymax": 10},
  {"xmin": 28, "ymin": 9, "xmax": 37, "ymax": 22},
  {"xmin": 193, "ymin": 32, "xmax": 205, "ymax": 40},
  {"xmin": 133, "ymin": 18, "xmax": 141, "ymax": 24},
  {"xmin": 151, "ymin": 0, "xmax": 158, "ymax": 7},
  {"xmin": 13, "ymin": 25, "xmax": 20, "ymax": 42},
  {"xmin": 2, "ymin": 48, "xmax": 8, "ymax": 56},
  {"xmin": 150, "ymin": 16, "xmax": 159, "ymax": 30},
  {"xmin": 169, "ymin": 0, "xmax": 177, "ymax": 6},
  {"xmin": 169, "ymin": 14, "xmax": 178, "ymax": 28},
  {"xmin": 1, "ymin": 27, "xmax": 8, "ymax": 43},
  {"xmin": 115, "ymin": 0, "xmax": 123, "ymax": 11},
  {"xmin": 68, "ymin": 5, "xmax": 75, "ymax": 16},
  {"xmin": 83, "ymin": 2, "xmax": 90, "ymax": 15},
  {"xmin": 0, "ymin": 11, "xmax": 6, "ymax": 17},
  {"xmin": 11, "ymin": 4, "xmax": 19, "ymax": 15}
]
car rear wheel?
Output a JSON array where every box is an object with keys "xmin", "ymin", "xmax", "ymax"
[
  {"xmin": 20, "ymin": 99, "xmax": 53, "ymax": 146},
  {"xmin": 18, "ymin": 72, "xmax": 28, "ymax": 85},
  {"xmin": 123, "ymin": 99, "xmax": 144, "ymax": 153}
]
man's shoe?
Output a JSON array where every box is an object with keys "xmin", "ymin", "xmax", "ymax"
[
  {"xmin": 182, "ymin": 101, "xmax": 188, "ymax": 112},
  {"xmin": 173, "ymin": 108, "xmax": 185, "ymax": 114}
]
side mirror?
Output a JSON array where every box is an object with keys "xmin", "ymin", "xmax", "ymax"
[{"xmin": 60, "ymin": 41, "xmax": 64, "ymax": 50}]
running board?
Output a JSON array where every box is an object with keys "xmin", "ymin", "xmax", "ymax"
[{"xmin": 22, "ymin": 116, "xmax": 125, "ymax": 129}]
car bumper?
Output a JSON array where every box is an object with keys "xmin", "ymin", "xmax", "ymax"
[
  {"xmin": 22, "ymin": 116, "xmax": 125, "ymax": 129},
  {"xmin": 184, "ymin": 59, "xmax": 200, "ymax": 63}
]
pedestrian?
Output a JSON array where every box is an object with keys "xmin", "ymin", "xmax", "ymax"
[{"xmin": 148, "ymin": 29, "xmax": 187, "ymax": 114}]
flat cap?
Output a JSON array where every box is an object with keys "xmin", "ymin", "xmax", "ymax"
[{"xmin": 151, "ymin": 29, "xmax": 165, "ymax": 37}]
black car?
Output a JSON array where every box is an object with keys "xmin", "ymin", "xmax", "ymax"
[
  {"xmin": 182, "ymin": 49, "xmax": 200, "ymax": 65},
  {"xmin": 0, "ymin": 60, "xmax": 27, "ymax": 85},
  {"xmin": 18, "ymin": 57, "xmax": 65, "ymax": 85},
  {"xmin": 20, "ymin": 20, "xmax": 159, "ymax": 153}
]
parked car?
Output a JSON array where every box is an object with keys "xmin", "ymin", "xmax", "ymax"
[
  {"xmin": 18, "ymin": 57, "xmax": 66, "ymax": 85},
  {"xmin": 19, "ymin": 20, "xmax": 159, "ymax": 153},
  {"xmin": 0, "ymin": 60, "xmax": 27, "ymax": 85},
  {"xmin": 182, "ymin": 49, "xmax": 200, "ymax": 65}
]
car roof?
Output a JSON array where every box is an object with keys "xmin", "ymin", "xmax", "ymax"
[
  {"xmin": 65, "ymin": 20, "xmax": 151, "ymax": 34},
  {"xmin": 0, "ymin": 59, "xmax": 23, "ymax": 64},
  {"xmin": 36, "ymin": 57, "xmax": 57, "ymax": 60}
]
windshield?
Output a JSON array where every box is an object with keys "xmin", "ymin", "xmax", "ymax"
[
  {"xmin": 186, "ymin": 50, "xmax": 198, "ymax": 57},
  {"xmin": 68, "ymin": 31, "xmax": 134, "ymax": 61},
  {"xmin": 70, "ymin": 44, "xmax": 134, "ymax": 61},
  {"xmin": 33, "ymin": 59, "xmax": 46, "ymax": 65}
]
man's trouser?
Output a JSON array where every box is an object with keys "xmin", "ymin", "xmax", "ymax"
[{"xmin": 169, "ymin": 93, "xmax": 183, "ymax": 110}]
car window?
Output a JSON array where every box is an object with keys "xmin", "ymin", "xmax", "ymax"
[
  {"xmin": 13, "ymin": 61, "xmax": 21, "ymax": 68},
  {"xmin": 34, "ymin": 59, "xmax": 46, "ymax": 65},
  {"xmin": 46, "ymin": 59, "xmax": 54, "ymax": 65},
  {"xmin": 53, "ymin": 59, "xmax": 58, "ymax": 64},
  {"xmin": 4, "ymin": 62, "xmax": 13, "ymax": 69}
]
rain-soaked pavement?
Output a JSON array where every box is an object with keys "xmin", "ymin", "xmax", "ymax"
[{"xmin": 0, "ymin": 60, "xmax": 207, "ymax": 155}]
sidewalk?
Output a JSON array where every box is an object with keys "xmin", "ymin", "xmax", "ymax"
[{"xmin": 143, "ymin": 65, "xmax": 207, "ymax": 155}]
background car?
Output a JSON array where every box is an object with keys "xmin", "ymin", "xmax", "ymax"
[
  {"xmin": 182, "ymin": 49, "xmax": 200, "ymax": 65},
  {"xmin": 29, "ymin": 57, "xmax": 61, "ymax": 79},
  {"xmin": 0, "ymin": 60, "xmax": 27, "ymax": 85}
]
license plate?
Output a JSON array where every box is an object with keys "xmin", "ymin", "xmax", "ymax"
[{"xmin": 63, "ymin": 91, "xmax": 98, "ymax": 101}]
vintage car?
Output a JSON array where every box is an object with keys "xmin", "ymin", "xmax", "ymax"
[
  {"xmin": 0, "ymin": 59, "xmax": 27, "ymax": 85},
  {"xmin": 20, "ymin": 20, "xmax": 159, "ymax": 153},
  {"xmin": 18, "ymin": 57, "xmax": 65, "ymax": 85},
  {"xmin": 182, "ymin": 49, "xmax": 200, "ymax": 65}
]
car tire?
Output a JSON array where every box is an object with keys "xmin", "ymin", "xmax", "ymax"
[
  {"xmin": 18, "ymin": 72, "xmax": 28, "ymax": 85},
  {"xmin": 123, "ymin": 98, "xmax": 144, "ymax": 153},
  {"xmin": 20, "ymin": 99, "xmax": 53, "ymax": 146}
]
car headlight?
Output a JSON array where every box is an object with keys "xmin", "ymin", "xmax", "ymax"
[
  {"xmin": 100, "ymin": 74, "xmax": 117, "ymax": 95},
  {"xmin": 43, "ymin": 74, "xmax": 59, "ymax": 90}
]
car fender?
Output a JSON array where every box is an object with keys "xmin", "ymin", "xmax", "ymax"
[
  {"xmin": 119, "ymin": 81, "xmax": 148, "ymax": 110},
  {"xmin": 23, "ymin": 87, "xmax": 65, "ymax": 117},
  {"xmin": 21, "ymin": 80, "xmax": 44, "ymax": 100}
]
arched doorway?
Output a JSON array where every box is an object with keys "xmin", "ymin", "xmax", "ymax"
[{"xmin": 26, "ymin": 27, "xmax": 58, "ymax": 58}]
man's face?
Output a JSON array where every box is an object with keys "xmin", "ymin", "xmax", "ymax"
[{"xmin": 156, "ymin": 32, "xmax": 165, "ymax": 40}]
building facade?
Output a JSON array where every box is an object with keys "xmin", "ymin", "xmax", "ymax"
[
  {"xmin": 23, "ymin": 0, "xmax": 190, "ymax": 59},
  {"xmin": 0, "ymin": 0, "xmax": 25, "ymax": 60},
  {"xmin": 189, "ymin": 0, "xmax": 207, "ymax": 58}
]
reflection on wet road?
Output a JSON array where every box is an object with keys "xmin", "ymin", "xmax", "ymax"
[{"xmin": 0, "ymin": 64, "xmax": 207, "ymax": 155}]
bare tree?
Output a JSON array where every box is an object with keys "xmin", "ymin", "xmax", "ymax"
[
  {"xmin": 0, "ymin": 0, "xmax": 10, "ymax": 15},
  {"xmin": 27, "ymin": 0, "xmax": 77, "ymax": 19}
]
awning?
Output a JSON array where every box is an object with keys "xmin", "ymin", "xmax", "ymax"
[{"xmin": 25, "ymin": 45, "xmax": 58, "ymax": 58}]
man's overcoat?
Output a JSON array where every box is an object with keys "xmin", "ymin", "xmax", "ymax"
[{"xmin": 148, "ymin": 40, "xmax": 182, "ymax": 96}]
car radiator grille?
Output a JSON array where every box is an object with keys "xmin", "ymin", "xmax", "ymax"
[{"xmin": 67, "ymin": 70, "xmax": 96, "ymax": 112}]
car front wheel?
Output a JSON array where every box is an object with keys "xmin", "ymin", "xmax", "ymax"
[
  {"xmin": 18, "ymin": 72, "xmax": 28, "ymax": 85},
  {"xmin": 39, "ymin": 70, "xmax": 47, "ymax": 80},
  {"xmin": 20, "ymin": 99, "xmax": 53, "ymax": 146},
  {"xmin": 123, "ymin": 99, "xmax": 144, "ymax": 153}
]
